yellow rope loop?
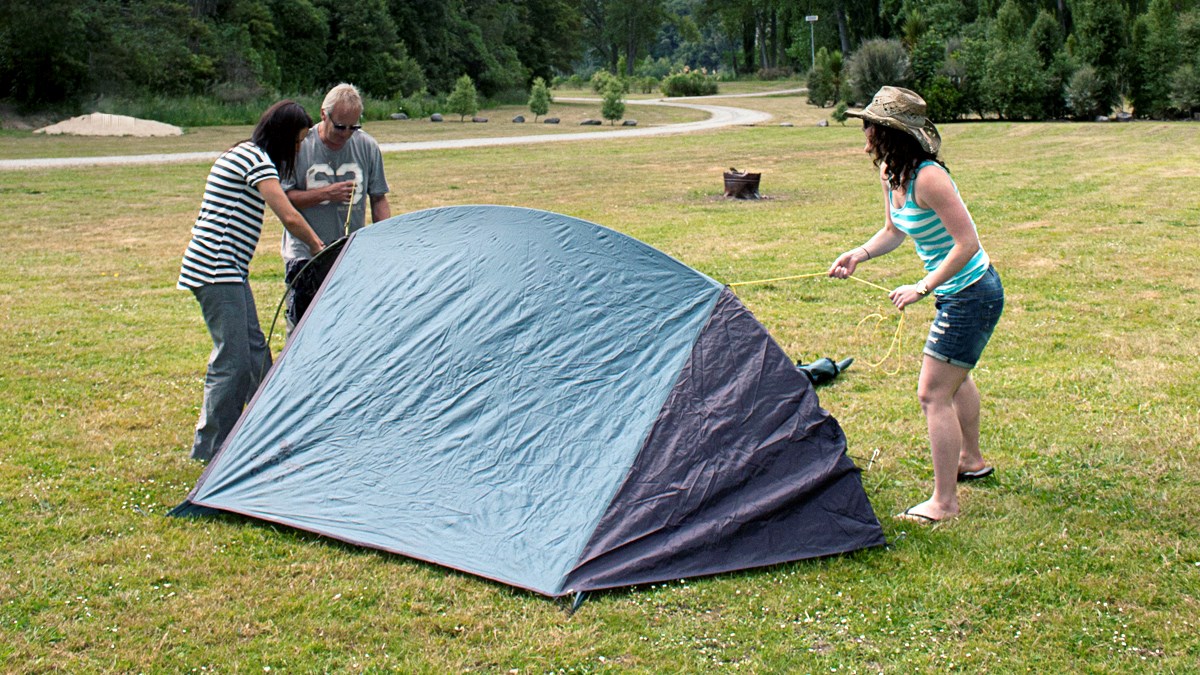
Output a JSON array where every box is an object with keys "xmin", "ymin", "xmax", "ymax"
[
  {"xmin": 854, "ymin": 310, "xmax": 905, "ymax": 375},
  {"xmin": 728, "ymin": 269, "xmax": 907, "ymax": 374}
]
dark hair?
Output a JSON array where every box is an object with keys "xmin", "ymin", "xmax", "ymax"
[
  {"xmin": 863, "ymin": 120, "xmax": 947, "ymax": 191},
  {"xmin": 250, "ymin": 100, "xmax": 313, "ymax": 180}
]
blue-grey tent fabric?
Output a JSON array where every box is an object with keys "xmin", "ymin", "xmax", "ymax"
[
  {"xmin": 176, "ymin": 206, "xmax": 722, "ymax": 595},
  {"xmin": 173, "ymin": 205, "xmax": 883, "ymax": 597},
  {"xmin": 563, "ymin": 288, "xmax": 885, "ymax": 592}
]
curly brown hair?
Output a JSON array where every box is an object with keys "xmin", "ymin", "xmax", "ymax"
[{"xmin": 864, "ymin": 120, "xmax": 947, "ymax": 191}]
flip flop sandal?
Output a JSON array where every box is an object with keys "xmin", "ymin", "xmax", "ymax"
[
  {"xmin": 957, "ymin": 466, "xmax": 995, "ymax": 482},
  {"xmin": 894, "ymin": 507, "xmax": 941, "ymax": 524}
]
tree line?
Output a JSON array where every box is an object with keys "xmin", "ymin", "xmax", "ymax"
[
  {"xmin": 2, "ymin": 0, "xmax": 1196, "ymax": 119},
  {"xmin": 805, "ymin": 0, "xmax": 1200, "ymax": 120},
  {"xmin": 0, "ymin": 0, "xmax": 582, "ymax": 109}
]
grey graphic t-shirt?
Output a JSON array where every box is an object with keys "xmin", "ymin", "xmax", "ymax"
[{"xmin": 281, "ymin": 127, "xmax": 389, "ymax": 262}]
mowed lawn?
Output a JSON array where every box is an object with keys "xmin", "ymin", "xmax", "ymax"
[{"xmin": 1, "ymin": 101, "xmax": 1198, "ymax": 672}]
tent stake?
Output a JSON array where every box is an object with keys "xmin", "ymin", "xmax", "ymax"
[{"xmin": 568, "ymin": 591, "xmax": 589, "ymax": 615}]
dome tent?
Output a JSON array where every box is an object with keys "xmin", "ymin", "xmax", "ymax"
[{"xmin": 172, "ymin": 205, "xmax": 884, "ymax": 598}]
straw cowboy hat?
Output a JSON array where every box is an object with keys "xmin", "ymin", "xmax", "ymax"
[{"xmin": 846, "ymin": 86, "xmax": 941, "ymax": 155}]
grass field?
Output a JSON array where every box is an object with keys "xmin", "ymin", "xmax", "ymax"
[{"xmin": 1, "ymin": 95, "xmax": 1198, "ymax": 672}]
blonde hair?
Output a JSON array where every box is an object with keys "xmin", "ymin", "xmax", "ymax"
[{"xmin": 322, "ymin": 83, "xmax": 363, "ymax": 115}]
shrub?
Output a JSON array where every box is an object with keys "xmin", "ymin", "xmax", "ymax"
[
  {"xmin": 845, "ymin": 38, "xmax": 911, "ymax": 105},
  {"xmin": 922, "ymin": 75, "xmax": 965, "ymax": 122},
  {"xmin": 360, "ymin": 96, "xmax": 396, "ymax": 121},
  {"xmin": 528, "ymin": 77, "xmax": 551, "ymax": 121},
  {"xmin": 635, "ymin": 76, "xmax": 659, "ymax": 94},
  {"xmin": 806, "ymin": 67, "xmax": 828, "ymax": 107},
  {"xmin": 1169, "ymin": 62, "xmax": 1200, "ymax": 114},
  {"xmin": 1065, "ymin": 64, "xmax": 1109, "ymax": 119},
  {"xmin": 756, "ymin": 66, "xmax": 793, "ymax": 80},
  {"xmin": 660, "ymin": 69, "xmax": 718, "ymax": 97},
  {"xmin": 393, "ymin": 89, "xmax": 441, "ymax": 118},
  {"xmin": 446, "ymin": 74, "xmax": 479, "ymax": 121},
  {"xmin": 590, "ymin": 70, "xmax": 627, "ymax": 94},
  {"xmin": 601, "ymin": 81, "xmax": 625, "ymax": 124},
  {"xmin": 806, "ymin": 48, "xmax": 843, "ymax": 108},
  {"xmin": 831, "ymin": 101, "xmax": 849, "ymax": 125}
]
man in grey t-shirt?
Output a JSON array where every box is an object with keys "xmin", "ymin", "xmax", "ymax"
[{"xmin": 283, "ymin": 83, "xmax": 391, "ymax": 330}]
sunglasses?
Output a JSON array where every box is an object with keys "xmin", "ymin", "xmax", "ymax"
[{"xmin": 331, "ymin": 122, "xmax": 362, "ymax": 131}]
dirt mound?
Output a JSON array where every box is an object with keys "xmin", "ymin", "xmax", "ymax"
[{"xmin": 34, "ymin": 113, "xmax": 182, "ymax": 137}]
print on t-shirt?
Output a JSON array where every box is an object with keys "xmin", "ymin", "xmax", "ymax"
[{"xmin": 306, "ymin": 162, "xmax": 364, "ymax": 206}]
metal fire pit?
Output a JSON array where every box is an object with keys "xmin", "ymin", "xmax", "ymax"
[{"xmin": 723, "ymin": 168, "xmax": 761, "ymax": 199}]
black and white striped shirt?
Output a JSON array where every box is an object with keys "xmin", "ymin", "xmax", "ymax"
[{"xmin": 177, "ymin": 142, "xmax": 279, "ymax": 289}]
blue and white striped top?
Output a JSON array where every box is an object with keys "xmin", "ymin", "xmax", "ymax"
[
  {"xmin": 890, "ymin": 161, "xmax": 989, "ymax": 296},
  {"xmin": 177, "ymin": 142, "xmax": 279, "ymax": 290}
]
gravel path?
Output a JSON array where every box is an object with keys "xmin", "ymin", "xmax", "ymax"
[{"xmin": 0, "ymin": 91, "xmax": 796, "ymax": 171}]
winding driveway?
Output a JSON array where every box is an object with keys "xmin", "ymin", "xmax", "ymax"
[{"xmin": 0, "ymin": 89, "xmax": 800, "ymax": 171}]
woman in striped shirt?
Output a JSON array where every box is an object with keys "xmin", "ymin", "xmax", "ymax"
[
  {"xmin": 178, "ymin": 100, "xmax": 325, "ymax": 462},
  {"xmin": 829, "ymin": 87, "xmax": 1005, "ymax": 524}
]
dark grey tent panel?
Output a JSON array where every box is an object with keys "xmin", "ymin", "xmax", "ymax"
[
  {"xmin": 174, "ymin": 205, "xmax": 883, "ymax": 597},
  {"xmin": 564, "ymin": 289, "xmax": 884, "ymax": 592}
]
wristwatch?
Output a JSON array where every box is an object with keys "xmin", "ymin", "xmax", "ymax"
[{"xmin": 915, "ymin": 280, "xmax": 930, "ymax": 296}]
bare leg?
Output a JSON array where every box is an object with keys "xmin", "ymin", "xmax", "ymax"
[
  {"xmin": 898, "ymin": 355, "xmax": 970, "ymax": 522},
  {"xmin": 954, "ymin": 375, "xmax": 987, "ymax": 473}
]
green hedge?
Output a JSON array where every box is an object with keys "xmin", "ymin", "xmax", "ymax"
[{"xmin": 660, "ymin": 70, "xmax": 718, "ymax": 97}]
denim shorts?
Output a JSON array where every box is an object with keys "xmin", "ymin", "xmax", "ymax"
[{"xmin": 924, "ymin": 266, "xmax": 1004, "ymax": 369}]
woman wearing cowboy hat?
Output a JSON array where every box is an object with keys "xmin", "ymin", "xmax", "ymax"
[{"xmin": 828, "ymin": 86, "xmax": 1005, "ymax": 524}]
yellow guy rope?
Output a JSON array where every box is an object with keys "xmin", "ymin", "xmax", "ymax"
[
  {"xmin": 342, "ymin": 179, "xmax": 358, "ymax": 236},
  {"xmin": 728, "ymin": 272, "xmax": 906, "ymax": 374}
]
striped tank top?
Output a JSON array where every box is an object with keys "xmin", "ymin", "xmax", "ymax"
[{"xmin": 890, "ymin": 161, "xmax": 989, "ymax": 296}]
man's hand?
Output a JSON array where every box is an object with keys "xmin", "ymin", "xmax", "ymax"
[{"xmin": 323, "ymin": 180, "xmax": 355, "ymax": 203}]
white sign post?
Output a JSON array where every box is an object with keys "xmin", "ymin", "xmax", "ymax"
[{"xmin": 805, "ymin": 15, "xmax": 819, "ymax": 71}]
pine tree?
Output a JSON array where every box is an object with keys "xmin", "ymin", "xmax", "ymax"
[
  {"xmin": 447, "ymin": 75, "xmax": 479, "ymax": 122},
  {"xmin": 601, "ymin": 80, "xmax": 625, "ymax": 125},
  {"xmin": 528, "ymin": 77, "xmax": 551, "ymax": 122}
]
